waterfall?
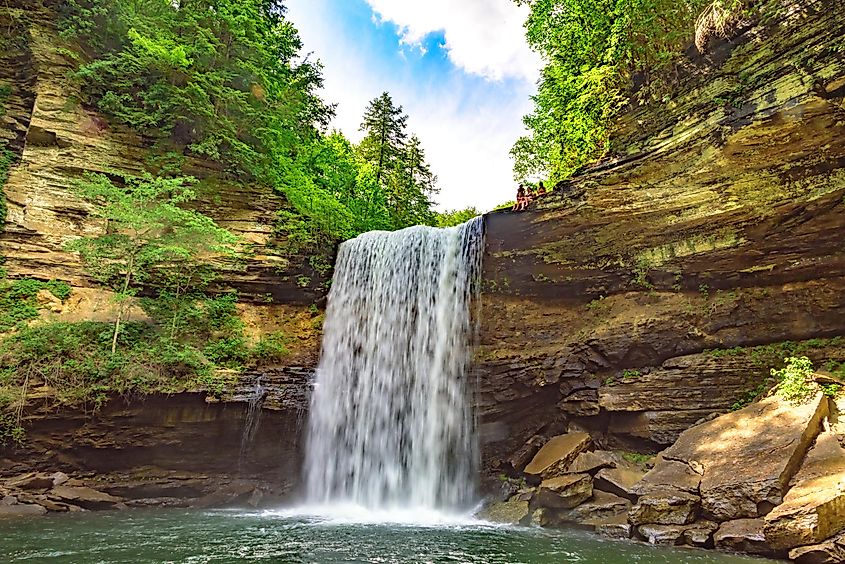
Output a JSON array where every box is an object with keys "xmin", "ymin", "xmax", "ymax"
[{"xmin": 304, "ymin": 217, "xmax": 484, "ymax": 514}]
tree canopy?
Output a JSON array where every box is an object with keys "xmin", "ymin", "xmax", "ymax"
[
  {"xmin": 59, "ymin": 0, "xmax": 447, "ymax": 255},
  {"xmin": 512, "ymin": 0, "xmax": 732, "ymax": 183}
]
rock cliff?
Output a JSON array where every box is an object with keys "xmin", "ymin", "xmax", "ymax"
[
  {"xmin": 0, "ymin": 0, "xmax": 328, "ymax": 304},
  {"xmin": 0, "ymin": 0, "xmax": 322, "ymax": 501},
  {"xmin": 477, "ymin": 0, "xmax": 845, "ymax": 476}
]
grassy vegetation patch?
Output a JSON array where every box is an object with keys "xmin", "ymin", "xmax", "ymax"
[{"xmin": 0, "ymin": 278, "xmax": 72, "ymax": 331}]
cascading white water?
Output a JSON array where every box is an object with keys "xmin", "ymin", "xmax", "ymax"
[{"xmin": 304, "ymin": 217, "xmax": 484, "ymax": 514}]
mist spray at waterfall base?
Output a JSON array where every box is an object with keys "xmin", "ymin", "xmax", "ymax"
[{"xmin": 295, "ymin": 217, "xmax": 484, "ymax": 524}]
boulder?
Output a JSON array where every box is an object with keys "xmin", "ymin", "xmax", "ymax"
[
  {"xmin": 524, "ymin": 433, "xmax": 592, "ymax": 480},
  {"xmin": 631, "ymin": 456, "xmax": 701, "ymax": 496},
  {"xmin": 534, "ymin": 474, "xmax": 592, "ymax": 509},
  {"xmin": 638, "ymin": 524, "xmax": 686, "ymax": 545},
  {"xmin": 531, "ymin": 507, "xmax": 558, "ymax": 527},
  {"xmin": 478, "ymin": 499, "xmax": 531, "ymax": 525},
  {"xmin": 764, "ymin": 431, "xmax": 845, "ymax": 550},
  {"xmin": 682, "ymin": 520, "xmax": 719, "ymax": 548},
  {"xmin": 0, "ymin": 503, "xmax": 48, "ymax": 517},
  {"xmin": 661, "ymin": 392, "xmax": 828, "ymax": 521},
  {"xmin": 508, "ymin": 435, "xmax": 546, "ymax": 472},
  {"xmin": 628, "ymin": 487, "xmax": 699, "ymax": 526},
  {"xmin": 6, "ymin": 473, "xmax": 54, "ymax": 490},
  {"xmin": 789, "ymin": 531, "xmax": 845, "ymax": 563},
  {"xmin": 565, "ymin": 450, "xmax": 619, "ymax": 475},
  {"xmin": 49, "ymin": 486, "xmax": 123, "ymax": 510},
  {"xmin": 50, "ymin": 472, "xmax": 70, "ymax": 487},
  {"xmin": 595, "ymin": 519, "xmax": 632, "ymax": 540},
  {"xmin": 34, "ymin": 499, "xmax": 70, "ymax": 512},
  {"xmin": 594, "ymin": 467, "xmax": 645, "ymax": 502},
  {"xmin": 713, "ymin": 519, "xmax": 773, "ymax": 556},
  {"xmin": 555, "ymin": 491, "xmax": 631, "ymax": 525}
]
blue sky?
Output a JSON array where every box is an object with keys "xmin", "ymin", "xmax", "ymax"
[{"xmin": 286, "ymin": 0, "xmax": 541, "ymax": 212}]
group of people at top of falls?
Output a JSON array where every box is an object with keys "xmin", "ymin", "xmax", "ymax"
[{"xmin": 511, "ymin": 181, "xmax": 548, "ymax": 211}]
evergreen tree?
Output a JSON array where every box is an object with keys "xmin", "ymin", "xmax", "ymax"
[
  {"xmin": 390, "ymin": 135, "xmax": 437, "ymax": 227},
  {"xmin": 358, "ymin": 92, "xmax": 409, "ymax": 185}
]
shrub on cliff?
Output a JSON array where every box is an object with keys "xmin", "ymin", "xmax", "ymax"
[{"xmin": 58, "ymin": 0, "xmax": 441, "ymax": 248}]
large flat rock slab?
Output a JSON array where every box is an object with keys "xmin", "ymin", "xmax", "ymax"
[
  {"xmin": 594, "ymin": 467, "xmax": 645, "ymax": 502},
  {"xmin": 524, "ymin": 432, "xmax": 591, "ymax": 480},
  {"xmin": 764, "ymin": 431, "xmax": 845, "ymax": 550},
  {"xmin": 629, "ymin": 487, "xmax": 700, "ymax": 526},
  {"xmin": 662, "ymin": 392, "xmax": 828, "ymax": 521},
  {"xmin": 789, "ymin": 530, "xmax": 845, "ymax": 563},
  {"xmin": 714, "ymin": 519, "xmax": 773, "ymax": 556},
  {"xmin": 534, "ymin": 474, "xmax": 593, "ymax": 509},
  {"xmin": 632, "ymin": 455, "xmax": 701, "ymax": 496},
  {"xmin": 477, "ymin": 499, "xmax": 530, "ymax": 525}
]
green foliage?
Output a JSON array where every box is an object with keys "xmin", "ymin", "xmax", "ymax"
[
  {"xmin": 0, "ymin": 412, "xmax": 25, "ymax": 446},
  {"xmin": 586, "ymin": 295, "xmax": 611, "ymax": 314},
  {"xmin": 512, "ymin": 0, "xmax": 717, "ymax": 181},
  {"xmin": 252, "ymin": 331, "xmax": 290, "ymax": 363},
  {"xmin": 632, "ymin": 257, "xmax": 655, "ymax": 290},
  {"xmin": 821, "ymin": 384, "xmax": 841, "ymax": 399},
  {"xmin": 0, "ymin": 291, "xmax": 292, "ymax": 420},
  {"xmin": 436, "ymin": 208, "xmax": 480, "ymax": 228},
  {"xmin": 61, "ymin": 0, "xmax": 330, "ymax": 179},
  {"xmin": 772, "ymin": 356, "xmax": 816, "ymax": 404},
  {"xmin": 0, "ymin": 277, "xmax": 72, "ymax": 332},
  {"xmin": 731, "ymin": 381, "xmax": 772, "ymax": 411},
  {"xmin": 621, "ymin": 368, "xmax": 641, "ymax": 381},
  {"xmin": 619, "ymin": 451, "xmax": 654, "ymax": 466},
  {"xmin": 357, "ymin": 93, "xmax": 438, "ymax": 229},
  {"xmin": 59, "ymin": 1, "xmax": 443, "ymax": 251},
  {"xmin": 66, "ymin": 172, "xmax": 239, "ymax": 352}
]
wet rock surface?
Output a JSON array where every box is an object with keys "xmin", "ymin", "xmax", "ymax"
[
  {"xmin": 1, "ymin": 386, "xmax": 311, "ymax": 513},
  {"xmin": 713, "ymin": 519, "xmax": 773, "ymax": 556}
]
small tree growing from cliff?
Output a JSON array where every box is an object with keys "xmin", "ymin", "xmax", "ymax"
[{"xmin": 67, "ymin": 173, "xmax": 239, "ymax": 353}]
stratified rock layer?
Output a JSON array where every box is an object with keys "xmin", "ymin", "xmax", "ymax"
[
  {"xmin": 476, "ymin": 0, "xmax": 845, "ymax": 478},
  {"xmin": 0, "ymin": 1, "xmax": 327, "ymax": 303}
]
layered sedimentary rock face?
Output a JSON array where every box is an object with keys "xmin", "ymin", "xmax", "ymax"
[
  {"xmin": 477, "ymin": 0, "xmax": 845, "ymax": 474},
  {"xmin": 0, "ymin": 1, "xmax": 328, "ymax": 305}
]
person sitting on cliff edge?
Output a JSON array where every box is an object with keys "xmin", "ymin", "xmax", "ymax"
[
  {"xmin": 511, "ymin": 184, "xmax": 528, "ymax": 211},
  {"xmin": 537, "ymin": 181, "xmax": 547, "ymax": 196}
]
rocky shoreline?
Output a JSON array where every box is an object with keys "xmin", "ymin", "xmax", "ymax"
[{"xmin": 481, "ymin": 376, "xmax": 845, "ymax": 562}]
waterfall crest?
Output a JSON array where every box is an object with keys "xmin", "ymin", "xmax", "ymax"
[{"xmin": 304, "ymin": 217, "xmax": 484, "ymax": 513}]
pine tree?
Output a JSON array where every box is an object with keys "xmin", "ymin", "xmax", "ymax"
[{"xmin": 358, "ymin": 92, "xmax": 408, "ymax": 185}]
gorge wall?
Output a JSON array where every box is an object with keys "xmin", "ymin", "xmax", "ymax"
[
  {"xmin": 1, "ymin": 0, "xmax": 844, "ymax": 520},
  {"xmin": 476, "ymin": 0, "xmax": 845, "ymax": 478},
  {"xmin": 0, "ymin": 0, "xmax": 323, "ymax": 500}
]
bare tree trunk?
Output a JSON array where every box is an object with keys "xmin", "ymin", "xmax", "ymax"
[{"xmin": 112, "ymin": 254, "xmax": 134, "ymax": 355}]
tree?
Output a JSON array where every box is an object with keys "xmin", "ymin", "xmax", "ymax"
[
  {"xmin": 358, "ymin": 92, "xmax": 409, "ymax": 186},
  {"xmin": 388, "ymin": 135, "xmax": 437, "ymax": 227},
  {"xmin": 511, "ymin": 0, "xmax": 717, "ymax": 182},
  {"xmin": 67, "ymin": 173, "xmax": 239, "ymax": 353},
  {"xmin": 436, "ymin": 207, "xmax": 481, "ymax": 228},
  {"xmin": 357, "ymin": 94, "xmax": 440, "ymax": 229}
]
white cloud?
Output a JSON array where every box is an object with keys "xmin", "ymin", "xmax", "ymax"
[{"xmin": 365, "ymin": 0, "xmax": 541, "ymax": 82}]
